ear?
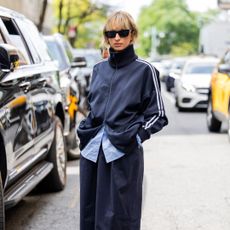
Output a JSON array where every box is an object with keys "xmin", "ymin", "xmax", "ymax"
[
  {"xmin": 130, "ymin": 32, "xmax": 134, "ymax": 43},
  {"xmin": 107, "ymin": 39, "xmax": 111, "ymax": 46},
  {"xmin": 130, "ymin": 36, "xmax": 133, "ymax": 44}
]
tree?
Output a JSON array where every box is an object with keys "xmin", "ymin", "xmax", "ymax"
[
  {"xmin": 37, "ymin": 0, "xmax": 48, "ymax": 32},
  {"xmin": 137, "ymin": 0, "xmax": 200, "ymax": 57},
  {"xmin": 52, "ymin": 0, "xmax": 109, "ymax": 47}
]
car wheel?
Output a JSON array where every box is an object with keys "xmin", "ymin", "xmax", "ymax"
[
  {"xmin": 43, "ymin": 116, "xmax": 67, "ymax": 191},
  {"xmin": 66, "ymin": 128, "xmax": 80, "ymax": 160},
  {"xmin": 0, "ymin": 173, "xmax": 5, "ymax": 230},
  {"xmin": 206, "ymin": 97, "xmax": 221, "ymax": 132},
  {"xmin": 166, "ymin": 85, "xmax": 171, "ymax": 92},
  {"xmin": 175, "ymin": 97, "xmax": 179, "ymax": 108}
]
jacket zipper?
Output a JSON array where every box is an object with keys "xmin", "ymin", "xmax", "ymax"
[{"xmin": 103, "ymin": 62, "xmax": 117, "ymax": 124}]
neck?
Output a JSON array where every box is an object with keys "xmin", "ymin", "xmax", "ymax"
[{"xmin": 109, "ymin": 44, "xmax": 137, "ymax": 68}]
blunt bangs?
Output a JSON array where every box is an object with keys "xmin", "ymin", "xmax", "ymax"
[
  {"xmin": 103, "ymin": 11, "xmax": 138, "ymax": 45},
  {"xmin": 105, "ymin": 14, "xmax": 131, "ymax": 31}
]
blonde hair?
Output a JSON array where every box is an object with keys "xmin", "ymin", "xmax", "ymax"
[{"xmin": 103, "ymin": 11, "xmax": 138, "ymax": 46}]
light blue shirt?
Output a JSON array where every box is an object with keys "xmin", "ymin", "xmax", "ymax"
[{"xmin": 81, "ymin": 126, "xmax": 142, "ymax": 163}]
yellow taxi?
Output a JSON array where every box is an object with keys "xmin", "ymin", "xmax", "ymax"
[{"xmin": 207, "ymin": 50, "xmax": 230, "ymax": 140}]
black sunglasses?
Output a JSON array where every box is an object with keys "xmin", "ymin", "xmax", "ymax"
[{"xmin": 104, "ymin": 29, "xmax": 131, "ymax": 38}]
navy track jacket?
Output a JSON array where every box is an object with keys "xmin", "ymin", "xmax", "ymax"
[{"xmin": 77, "ymin": 45, "xmax": 168, "ymax": 154}]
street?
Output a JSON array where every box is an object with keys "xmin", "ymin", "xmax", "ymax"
[
  {"xmin": 5, "ymin": 159, "xmax": 80, "ymax": 230},
  {"xmin": 5, "ymin": 87, "xmax": 230, "ymax": 230}
]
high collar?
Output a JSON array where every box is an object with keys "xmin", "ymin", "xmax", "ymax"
[{"xmin": 108, "ymin": 44, "xmax": 138, "ymax": 69}]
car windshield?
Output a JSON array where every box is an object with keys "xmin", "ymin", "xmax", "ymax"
[
  {"xmin": 185, "ymin": 63, "xmax": 216, "ymax": 74},
  {"xmin": 46, "ymin": 40, "xmax": 70, "ymax": 71},
  {"xmin": 171, "ymin": 60, "xmax": 186, "ymax": 70},
  {"xmin": 74, "ymin": 49, "xmax": 101, "ymax": 68},
  {"xmin": 84, "ymin": 54, "xmax": 101, "ymax": 68}
]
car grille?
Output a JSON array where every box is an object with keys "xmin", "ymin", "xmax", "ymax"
[
  {"xmin": 196, "ymin": 87, "xmax": 209, "ymax": 95},
  {"xmin": 195, "ymin": 100, "xmax": 208, "ymax": 108}
]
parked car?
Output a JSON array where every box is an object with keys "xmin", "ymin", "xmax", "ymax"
[
  {"xmin": 207, "ymin": 50, "xmax": 230, "ymax": 139},
  {"xmin": 43, "ymin": 33, "xmax": 80, "ymax": 159},
  {"xmin": 160, "ymin": 58, "xmax": 173, "ymax": 82},
  {"xmin": 0, "ymin": 7, "xmax": 69, "ymax": 229},
  {"xmin": 174, "ymin": 56, "xmax": 219, "ymax": 111},
  {"xmin": 72, "ymin": 48, "xmax": 101, "ymax": 113},
  {"xmin": 150, "ymin": 59, "xmax": 165, "ymax": 81},
  {"xmin": 164, "ymin": 57, "xmax": 187, "ymax": 92}
]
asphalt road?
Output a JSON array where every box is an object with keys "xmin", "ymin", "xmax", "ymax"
[
  {"xmin": 5, "ymin": 159, "xmax": 80, "ymax": 230},
  {"xmin": 141, "ymin": 86, "xmax": 230, "ymax": 230},
  {"xmin": 5, "ymin": 86, "xmax": 230, "ymax": 230}
]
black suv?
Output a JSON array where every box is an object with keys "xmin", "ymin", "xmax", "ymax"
[{"xmin": 0, "ymin": 7, "xmax": 71, "ymax": 229}]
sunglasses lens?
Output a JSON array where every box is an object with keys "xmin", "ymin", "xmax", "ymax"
[
  {"xmin": 105, "ymin": 31, "xmax": 116, "ymax": 38},
  {"xmin": 118, "ymin": 30, "xmax": 130, "ymax": 37},
  {"xmin": 105, "ymin": 30, "xmax": 130, "ymax": 38}
]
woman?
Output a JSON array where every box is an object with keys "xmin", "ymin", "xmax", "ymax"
[{"xmin": 77, "ymin": 11, "xmax": 168, "ymax": 230}]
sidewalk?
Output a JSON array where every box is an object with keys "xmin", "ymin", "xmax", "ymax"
[{"xmin": 141, "ymin": 134, "xmax": 230, "ymax": 230}]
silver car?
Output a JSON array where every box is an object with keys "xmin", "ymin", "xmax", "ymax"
[{"xmin": 174, "ymin": 56, "xmax": 219, "ymax": 111}]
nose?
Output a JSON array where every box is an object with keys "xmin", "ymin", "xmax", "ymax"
[{"xmin": 114, "ymin": 33, "xmax": 120, "ymax": 40}]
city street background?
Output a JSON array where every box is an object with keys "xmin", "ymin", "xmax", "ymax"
[{"xmin": 5, "ymin": 87, "xmax": 230, "ymax": 230}]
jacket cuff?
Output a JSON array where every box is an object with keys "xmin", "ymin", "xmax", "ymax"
[{"xmin": 138, "ymin": 128, "xmax": 150, "ymax": 143}]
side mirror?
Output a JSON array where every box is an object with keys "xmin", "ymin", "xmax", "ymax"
[
  {"xmin": 71, "ymin": 56, "xmax": 87, "ymax": 68},
  {"xmin": 0, "ymin": 44, "xmax": 19, "ymax": 76},
  {"xmin": 218, "ymin": 64, "xmax": 230, "ymax": 74}
]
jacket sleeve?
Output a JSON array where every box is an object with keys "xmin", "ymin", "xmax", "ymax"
[{"xmin": 137, "ymin": 65, "xmax": 168, "ymax": 143}]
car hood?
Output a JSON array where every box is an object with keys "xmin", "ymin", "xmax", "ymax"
[{"xmin": 181, "ymin": 74, "xmax": 212, "ymax": 88}]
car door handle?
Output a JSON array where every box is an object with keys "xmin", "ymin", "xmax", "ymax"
[
  {"xmin": 19, "ymin": 82, "xmax": 31, "ymax": 92},
  {"xmin": 38, "ymin": 78, "xmax": 47, "ymax": 86}
]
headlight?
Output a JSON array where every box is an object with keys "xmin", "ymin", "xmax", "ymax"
[{"xmin": 182, "ymin": 83, "xmax": 196, "ymax": 92}]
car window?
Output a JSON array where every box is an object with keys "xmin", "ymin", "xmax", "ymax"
[
  {"xmin": 224, "ymin": 51, "xmax": 230, "ymax": 64},
  {"xmin": 63, "ymin": 39, "xmax": 74, "ymax": 62},
  {"xmin": 1, "ymin": 17, "xmax": 31, "ymax": 66},
  {"xmin": 0, "ymin": 32, "xmax": 4, "ymax": 43},
  {"xmin": 85, "ymin": 54, "xmax": 101, "ymax": 68},
  {"xmin": 74, "ymin": 49, "xmax": 101, "ymax": 68},
  {"xmin": 185, "ymin": 63, "xmax": 216, "ymax": 74},
  {"xmin": 16, "ymin": 18, "xmax": 51, "ymax": 63}
]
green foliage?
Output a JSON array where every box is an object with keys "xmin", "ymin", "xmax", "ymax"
[
  {"xmin": 52, "ymin": 0, "xmax": 108, "ymax": 48},
  {"xmin": 136, "ymin": 0, "xmax": 218, "ymax": 57},
  {"xmin": 171, "ymin": 42, "xmax": 197, "ymax": 56},
  {"xmin": 76, "ymin": 20, "xmax": 105, "ymax": 48}
]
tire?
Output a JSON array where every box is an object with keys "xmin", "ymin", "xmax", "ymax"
[
  {"xmin": 66, "ymin": 128, "xmax": 80, "ymax": 160},
  {"xmin": 166, "ymin": 84, "xmax": 171, "ymax": 92},
  {"xmin": 206, "ymin": 97, "xmax": 221, "ymax": 132},
  {"xmin": 175, "ymin": 97, "xmax": 179, "ymax": 108},
  {"xmin": 0, "ymin": 173, "xmax": 5, "ymax": 230},
  {"xmin": 43, "ymin": 116, "xmax": 67, "ymax": 192}
]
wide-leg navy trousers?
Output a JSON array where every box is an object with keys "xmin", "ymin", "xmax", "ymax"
[{"xmin": 80, "ymin": 146, "xmax": 144, "ymax": 230}]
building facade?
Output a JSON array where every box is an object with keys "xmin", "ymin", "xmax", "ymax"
[{"xmin": 0, "ymin": 0, "xmax": 54, "ymax": 33}]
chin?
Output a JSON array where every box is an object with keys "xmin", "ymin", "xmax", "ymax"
[{"xmin": 113, "ymin": 47, "xmax": 124, "ymax": 51}]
